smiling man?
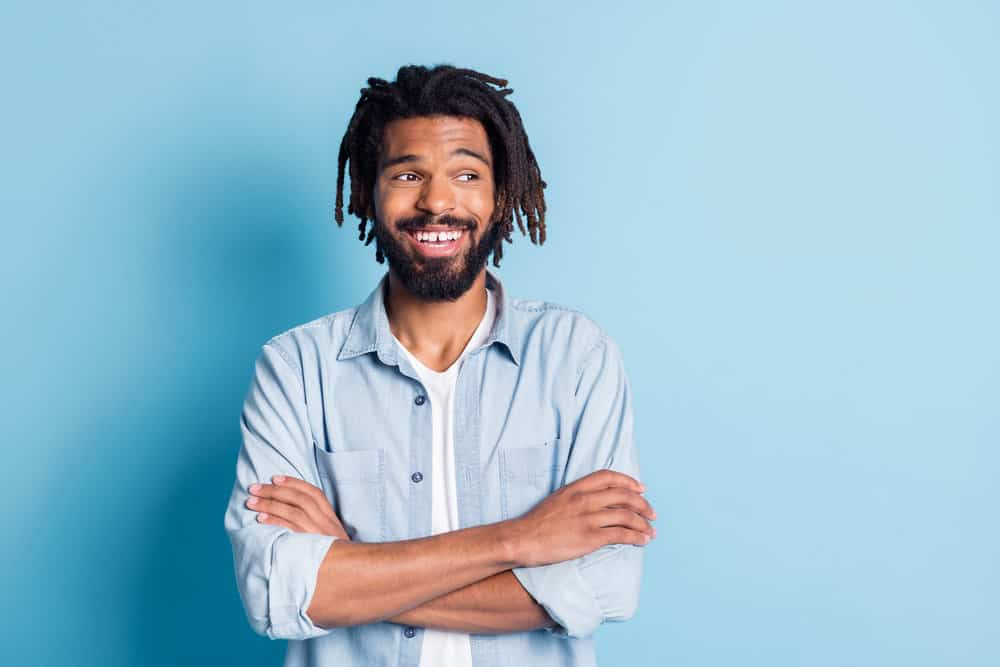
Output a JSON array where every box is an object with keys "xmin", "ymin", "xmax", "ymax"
[{"xmin": 224, "ymin": 64, "xmax": 653, "ymax": 667}]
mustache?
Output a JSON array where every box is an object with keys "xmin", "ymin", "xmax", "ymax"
[{"xmin": 396, "ymin": 214, "xmax": 476, "ymax": 232}]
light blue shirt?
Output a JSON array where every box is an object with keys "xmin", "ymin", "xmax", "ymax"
[{"xmin": 224, "ymin": 268, "xmax": 644, "ymax": 667}]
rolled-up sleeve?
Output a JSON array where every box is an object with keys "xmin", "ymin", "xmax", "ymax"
[
  {"xmin": 512, "ymin": 335, "xmax": 644, "ymax": 639},
  {"xmin": 223, "ymin": 341, "xmax": 339, "ymax": 640}
]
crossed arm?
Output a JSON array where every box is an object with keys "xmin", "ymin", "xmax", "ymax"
[
  {"xmin": 388, "ymin": 570, "xmax": 551, "ymax": 633},
  {"xmin": 244, "ymin": 471, "xmax": 653, "ymax": 634},
  {"xmin": 226, "ymin": 337, "xmax": 648, "ymax": 639},
  {"xmin": 247, "ymin": 474, "xmax": 552, "ymax": 633}
]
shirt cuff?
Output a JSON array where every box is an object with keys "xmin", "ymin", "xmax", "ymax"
[
  {"xmin": 511, "ymin": 558, "xmax": 603, "ymax": 639},
  {"xmin": 266, "ymin": 531, "xmax": 339, "ymax": 640}
]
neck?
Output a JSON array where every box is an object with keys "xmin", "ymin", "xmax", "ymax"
[{"xmin": 384, "ymin": 269, "xmax": 489, "ymax": 372}]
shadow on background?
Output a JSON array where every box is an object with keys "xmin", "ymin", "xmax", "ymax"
[{"xmin": 24, "ymin": 126, "xmax": 373, "ymax": 665}]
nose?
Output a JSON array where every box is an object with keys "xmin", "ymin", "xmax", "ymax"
[{"xmin": 415, "ymin": 175, "xmax": 456, "ymax": 216}]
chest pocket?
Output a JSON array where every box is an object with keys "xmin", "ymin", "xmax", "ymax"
[
  {"xmin": 499, "ymin": 439, "xmax": 564, "ymax": 520},
  {"xmin": 314, "ymin": 445, "xmax": 387, "ymax": 543}
]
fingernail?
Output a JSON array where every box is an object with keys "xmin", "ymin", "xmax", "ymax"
[
  {"xmin": 247, "ymin": 497, "xmax": 258, "ymax": 506},
  {"xmin": 643, "ymin": 533, "xmax": 651, "ymax": 543},
  {"xmin": 273, "ymin": 475, "xmax": 286, "ymax": 484},
  {"xmin": 638, "ymin": 484, "xmax": 646, "ymax": 492},
  {"xmin": 249, "ymin": 484, "xmax": 261, "ymax": 494},
  {"xmin": 257, "ymin": 512, "xmax": 268, "ymax": 522}
]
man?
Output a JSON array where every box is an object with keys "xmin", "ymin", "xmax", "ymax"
[{"xmin": 224, "ymin": 64, "xmax": 655, "ymax": 667}]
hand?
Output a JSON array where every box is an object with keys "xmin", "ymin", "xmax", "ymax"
[
  {"xmin": 246, "ymin": 476, "xmax": 351, "ymax": 541},
  {"xmin": 506, "ymin": 469, "xmax": 655, "ymax": 568}
]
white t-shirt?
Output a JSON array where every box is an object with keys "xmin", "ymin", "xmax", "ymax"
[{"xmin": 391, "ymin": 287, "xmax": 497, "ymax": 667}]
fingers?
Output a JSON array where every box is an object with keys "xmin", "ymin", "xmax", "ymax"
[
  {"xmin": 602, "ymin": 526, "xmax": 652, "ymax": 547},
  {"xmin": 271, "ymin": 476, "xmax": 339, "ymax": 521},
  {"xmin": 587, "ymin": 487, "xmax": 656, "ymax": 520},
  {"xmin": 248, "ymin": 477, "xmax": 336, "ymax": 525},
  {"xmin": 573, "ymin": 469, "xmax": 645, "ymax": 494},
  {"xmin": 251, "ymin": 495, "xmax": 349, "ymax": 539},
  {"xmin": 247, "ymin": 478, "xmax": 323, "ymax": 529},
  {"xmin": 245, "ymin": 476, "xmax": 351, "ymax": 540},
  {"xmin": 256, "ymin": 512, "xmax": 302, "ymax": 532},
  {"xmin": 247, "ymin": 492, "xmax": 314, "ymax": 530},
  {"xmin": 591, "ymin": 508, "xmax": 655, "ymax": 539}
]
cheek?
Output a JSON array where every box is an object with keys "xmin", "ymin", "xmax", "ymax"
[
  {"xmin": 375, "ymin": 187, "xmax": 413, "ymax": 220},
  {"xmin": 462, "ymin": 188, "xmax": 496, "ymax": 221}
]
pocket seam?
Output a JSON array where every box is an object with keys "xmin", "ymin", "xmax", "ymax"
[
  {"xmin": 313, "ymin": 445, "xmax": 386, "ymax": 541},
  {"xmin": 314, "ymin": 445, "xmax": 384, "ymax": 484},
  {"xmin": 499, "ymin": 439, "xmax": 562, "ymax": 478},
  {"xmin": 499, "ymin": 439, "xmax": 562, "ymax": 520}
]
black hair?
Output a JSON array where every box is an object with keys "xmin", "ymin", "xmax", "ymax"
[{"xmin": 334, "ymin": 64, "xmax": 547, "ymax": 266}]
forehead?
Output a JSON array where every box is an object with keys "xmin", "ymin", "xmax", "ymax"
[{"xmin": 380, "ymin": 115, "xmax": 492, "ymax": 162}]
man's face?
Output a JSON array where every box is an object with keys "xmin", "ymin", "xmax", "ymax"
[{"xmin": 372, "ymin": 115, "xmax": 497, "ymax": 301}]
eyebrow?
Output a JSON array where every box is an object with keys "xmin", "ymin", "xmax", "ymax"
[{"xmin": 380, "ymin": 147, "xmax": 492, "ymax": 171}]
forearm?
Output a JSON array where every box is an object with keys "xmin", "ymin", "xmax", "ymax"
[
  {"xmin": 385, "ymin": 570, "xmax": 554, "ymax": 633},
  {"xmin": 306, "ymin": 521, "xmax": 518, "ymax": 628}
]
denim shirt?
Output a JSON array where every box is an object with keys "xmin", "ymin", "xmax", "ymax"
[{"xmin": 224, "ymin": 268, "xmax": 643, "ymax": 667}]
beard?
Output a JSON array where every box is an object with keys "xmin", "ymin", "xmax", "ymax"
[{"xmin": 373, "ymin": 213, "xmax": 497, "ymax": 302}]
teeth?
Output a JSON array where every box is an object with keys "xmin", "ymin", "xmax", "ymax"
[{"xmin": 415, "ymin": 230, "xmax": 462, "ymax": 242}]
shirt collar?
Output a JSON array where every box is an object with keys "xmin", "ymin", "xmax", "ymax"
[{"xmin": 338, "ymin": 268, "xmax": 521, "ymax": 366}]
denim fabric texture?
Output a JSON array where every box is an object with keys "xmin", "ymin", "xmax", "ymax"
[{"xmin": 224, "ymin": 268, "xmax": 643, "ymax": 666}]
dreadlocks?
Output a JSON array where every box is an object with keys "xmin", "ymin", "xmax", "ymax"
[{"xmin": 334, "ymin": 64, "xmax": 547, "ymax": 266}]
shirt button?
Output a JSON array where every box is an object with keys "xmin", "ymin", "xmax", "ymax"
[
  {"xmin": 403, "ymin": 626, "xmax": 416, "ymax": 638},
  {"xmin": 414, "ymin": 395, "xmax": 426, "ymax": 406},
  {"xmin": 411, "ymin": 472, "xmax": 423, "ymax": 483}
]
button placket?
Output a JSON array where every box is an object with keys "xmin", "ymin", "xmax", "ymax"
[
  {"xmin": 402, "ymin": 376, "xmax": 432, "ymax": 542},
  {"xmin": 412, "ymin": 391, "xmax": 426, "ymax": 485}
]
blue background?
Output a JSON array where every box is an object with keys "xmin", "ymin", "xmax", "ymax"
[{"xmin": 3, "ymin": 1, "xmax": 997, "ymax": 665}]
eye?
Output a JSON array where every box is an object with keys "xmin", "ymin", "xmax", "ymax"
[
  {"xmin": 393, "ymin": 173, "xmax": 419, "ymax": 182},
  {"xmin": 456, "ymin": 173, "xmax": 479, "ymax": 182}
]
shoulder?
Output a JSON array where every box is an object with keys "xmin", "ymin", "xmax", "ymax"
[
  {"xmin": 509, "ymin": 295, "xmax": 612, "ymax": 345},
  {"xmin": 259, "ymin": 306, "xmax": 359, "ymax": 372},
  {"xmin": 506, "ymin": 294, "xmax": 622, "ymax": 374}
]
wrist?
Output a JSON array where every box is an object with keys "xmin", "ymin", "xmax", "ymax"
[{"xmin": 494, "ymin": 519, "xmax": 526, "ymax": 568}]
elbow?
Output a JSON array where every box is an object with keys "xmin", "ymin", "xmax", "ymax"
[
  {"xmin": 234, "ymin": 591, "xmax": 319, "ymax": 640},
  {"xmin": 235, "ymin": 593, "xmax": 339, "ymax": 641},
  {"xmin": 262, "ymin": 625, "xmax": 310, "ymax": 642},
  {"xmin": 572, "ymin": 587, "xmax": 638, "ymax": 638},
  {"xmin": 246, "ymin": 614, "xmax": 283, "ymax": 641},
  {"xmin": 549, "ymin": 583, "xmax": 637, "ymax": 640},
  {"xmin": 604, "ymin": 551, "xmax": 643, "ymax": 624},
  {"xmin": 239, "ymin": 607, "xmax": 289, "ymax": 640},
  {"xmin": 227, "ymin": 526, "xmax": 337, "ymax": 641},
  {"xmin": 518, "ymin": 544, "xmax": 644, "ymax": 640},
  {"xmin": 603, "ymin": 585, "xmax": 640, "ymax": 624},
  {"xmin": 245, "ymin": 608, "xmax": 330, "ymax": 641},
  {"xmin": 587, "ymin": 544, "xmax": 643, "ymax": 629}
]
